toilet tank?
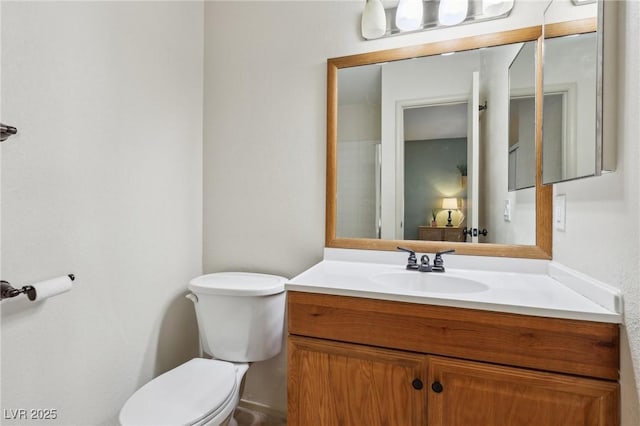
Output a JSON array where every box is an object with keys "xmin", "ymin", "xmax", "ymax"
[{"xmin": 187, "ymin": 272, "xmax": 286, "ymax": 362}]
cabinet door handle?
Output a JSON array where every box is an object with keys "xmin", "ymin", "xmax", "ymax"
[
  {"xmin": 431, "ymin": 381, "xmax": 444, "ymax": 393},
  {"xmin": 411, "ymin": 379, "xmax": 424, "ymax": 390}
]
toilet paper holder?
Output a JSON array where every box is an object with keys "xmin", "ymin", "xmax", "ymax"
[
  {"xmin": 1, "ymin": 274, "xmax": 75, "ymax": 301},
  {"xmin": 0, "ymin": 123, "xmax": 18, "ymax": 142}
]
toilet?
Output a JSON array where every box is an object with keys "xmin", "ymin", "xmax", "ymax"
[{"xmin": 119, "ymin": 272, "xmax": 286, "ymax": 426}]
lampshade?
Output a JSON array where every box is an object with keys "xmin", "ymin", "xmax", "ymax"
[
  {"xmin": 396, "ymin": 0, "xmax": 423, "ymax": 31},
  {"xmin": 438, "ymin": 0, "xmax": 469, "ymax": 26},
  {"xmin": 442, "ymin": 198, "xmax": 459, "ymax": 210},
  {"xmin": 361, "ymin": 0, "xmax": 387, "ymax": 40},
  {"xmin": 482, "ymin": 0, "xmax": 513, "ymax": 17}
]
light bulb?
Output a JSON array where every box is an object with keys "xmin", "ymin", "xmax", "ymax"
[
  {"xmin": 396, "ymin": 0, "xmax": 423, "ymax": 32},
  {"xmin": 361, "ymin": 0, "xmax": 387, "ymax": 39},
  {"xmin": 482, "ymin": 0, "xmax": 513, "ymax": 17},
  {"xmin": 438, "ymin": 0, "xmax": 469, "ymax": 26}
]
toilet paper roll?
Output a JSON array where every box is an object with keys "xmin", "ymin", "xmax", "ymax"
[{"xmin": 31, "ymin": 275, "xmax": 74, "ymax": 301}]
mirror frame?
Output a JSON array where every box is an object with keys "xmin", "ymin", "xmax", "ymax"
[{"xmin": 326, "ymin": 26, "xmax": 560, "ymax": 259}]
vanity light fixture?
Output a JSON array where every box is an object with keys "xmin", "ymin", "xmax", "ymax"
[
  {"xmin": 438, "ymin": 0, "xmax": 469, "ymax": 26},
  {"xmin": 442, "ymin": 198, "xmax": 459, "ymax": 227},
  {"xmin": 361, "ymin": 0, "xmax": 387, "ymax": 40},
  {"xmin": 482, "ymin": 0, "xmax": 514, "ymax": 17},
  {"xmin": 360, "ymin": 0, "xmax": 515, "ymax": 40},
  {"xmin": 396, "ymin": 0, "xmax": 424, "ymax": 31}
]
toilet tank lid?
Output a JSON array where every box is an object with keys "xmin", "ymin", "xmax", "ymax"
[{"xmin": 188, "ymin": 272, "xmax": 287, "ymax": 296}]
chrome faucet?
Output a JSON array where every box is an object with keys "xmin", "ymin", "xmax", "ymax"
[{"xmin": 397, "ymin": 247, "xmax": 455, "ymax": 273}]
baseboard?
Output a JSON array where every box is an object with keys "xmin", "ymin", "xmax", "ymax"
[{"xmin": 238, "ymin": 399, "xmax": 287, "ymax": 423}]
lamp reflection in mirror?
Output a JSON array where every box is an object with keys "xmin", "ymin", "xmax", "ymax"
[
  {"xmin": 442, "ymin": 197, "xmax": 459, "ymax": 227},
  {"xmin": 438, "ymin": 0, "xmax": 468, "ymax": 26},
  {"xmin": 396, "ymin": 0, "xmax": 424, "ymax": 31},
  {"xmin": 361, "ymin": 0, "xmax": 387, "ymax": 40}
]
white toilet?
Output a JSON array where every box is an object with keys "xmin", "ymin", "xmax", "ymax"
[{"xmin": 119, "ymin": 272, "xmax": 287, "ymax": 426}]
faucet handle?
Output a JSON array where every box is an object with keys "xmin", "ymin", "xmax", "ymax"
[
  {"xmin": 435, "ymin": 249, "xmax": 456, "ymax": 257},
  {"xmin": 432, "ymin": 249, "xmax": 455, "ymax": 272},
  {"xmin": 397, "ymin": 246, "xmax": 418, "ymax": 270}
]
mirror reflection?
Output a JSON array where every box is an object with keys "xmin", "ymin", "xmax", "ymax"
[
  {"xmin": 540, "ymin": 0, "xmax": 609, "ymax": 184},
  {"xmin": 337, "ymin": 41, "xmax": 538, "ymax": 246},
  {"xmin": 508, "ymin": 41, "xmax": 536, "ymax": 191},
  {"xmin": 542, "ymin": 31, "xmax": 598, "ymax": 183},
  {"xmin": 329, "ymin": 4, "xmax": 603, "ymax": 258},
  {"xmin": 403, "ymin": 103, "xmax": 468, "ymax": 241}
]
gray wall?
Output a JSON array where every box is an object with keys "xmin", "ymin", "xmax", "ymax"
[{"xmin": 404, "ymin": 138, "xmax": 467, "ymax": 240}]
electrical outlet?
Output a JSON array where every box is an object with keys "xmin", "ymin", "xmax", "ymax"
[
  {"xmin": 503, "ymin": 199, "xmax": 511, "ymax": 222},
  {"xmin": 555, "ymin": 194, "xmax": 566, "ymax": 231}
]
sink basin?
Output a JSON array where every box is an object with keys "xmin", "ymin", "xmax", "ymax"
[{"xmin": 371, "ymin": 271, "xmax": 489, "ymax": 294}]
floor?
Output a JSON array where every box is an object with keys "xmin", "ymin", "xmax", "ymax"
[{"xmin": 234, "ymin": 406, "xmax": 287, "ymax": 426}]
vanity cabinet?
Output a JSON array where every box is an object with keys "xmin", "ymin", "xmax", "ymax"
[{"xmin": 287, "ymin": 291, "xmax": 620, "ymax": 426}]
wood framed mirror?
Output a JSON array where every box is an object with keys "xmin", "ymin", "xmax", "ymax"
[{"xmin": 325, "ymin": 26, "xmax": 555, "ymax": 259}]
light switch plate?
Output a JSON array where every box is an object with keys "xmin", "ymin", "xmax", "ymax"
[
  {"xmin": 503, "ymin": 199, "xmax": 511, "ymax": 222},
  {"xmin": 555, "ymin": 194, "xmax": 566, "ymax": 231}
]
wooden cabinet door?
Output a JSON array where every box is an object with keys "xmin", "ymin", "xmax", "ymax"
[
  {"xmin": 288, "ymin": 336, "xmax": 428, "ymax": 426},
  {"xmin": 428, "ymin": 356, "xmax": 619, "ymax": 426}
]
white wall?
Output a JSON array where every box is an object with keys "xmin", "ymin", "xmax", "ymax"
[
  {"xmin": 553, "ymin": 1, "xmax": 640, "ymax": 424},
  {"xmin": 1, "ymin": 2, "xmax": 204, "ymax": 425},
  {"xmin": 202, "ymin": 2, "xmax": 332, "ymax": 412}
]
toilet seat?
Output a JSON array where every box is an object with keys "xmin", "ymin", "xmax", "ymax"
[{"xmin": 119, "ymin": 358, "xmax": 237, "ymax": 426}]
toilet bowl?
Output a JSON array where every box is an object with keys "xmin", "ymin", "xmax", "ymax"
[
  {"xmin": 119, "ymin": 272, "xmax": 286, "ymax": 426},
  {"xmin": 119, "ymin": 359, "xmax": 249, "ymax": 426}
]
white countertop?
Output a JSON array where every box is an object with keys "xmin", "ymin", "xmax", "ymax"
[{"xmin": 286, "ymin": 249, "xmax": 622, "ymax": 324}]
